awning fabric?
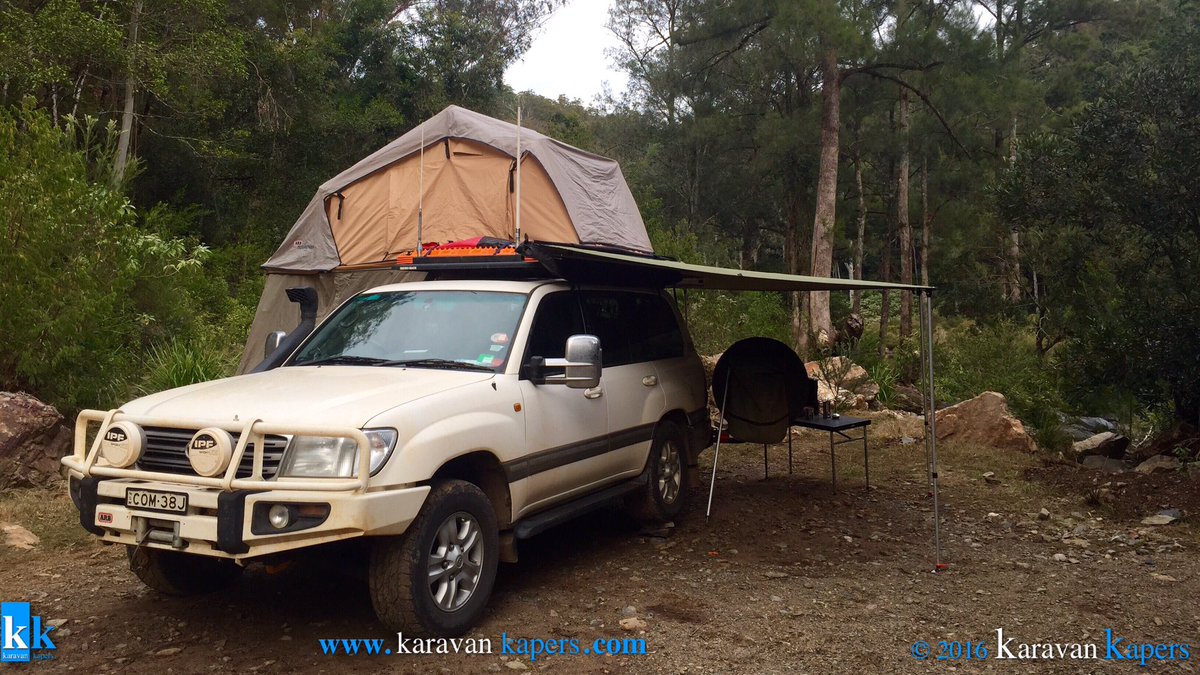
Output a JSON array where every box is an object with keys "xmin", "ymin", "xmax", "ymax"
[{"xmin": 525, "ymin": 243, "xmax": 933, "ymax": 293}]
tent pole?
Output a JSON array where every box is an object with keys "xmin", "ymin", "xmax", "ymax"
[
  {"xmin": 921, "ymin": 290, "xmax": 944, "ymax": 570},
  {"xmin": 918, "ymin": 285, "xmax": 932, "ymax": 488},
  {"xmin": 417, "ymin": 123, "xmax": 425, "ymax": 255},
  {"xmin": 514, "ymin": 103, "xmax": 522, "ymax": 244}
]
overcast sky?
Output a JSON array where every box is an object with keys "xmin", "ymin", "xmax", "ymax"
[{"xmin": 505, "ymin": 0, "xmax": 629, "ymax": 104}]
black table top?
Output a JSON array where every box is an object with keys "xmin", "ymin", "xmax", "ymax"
[{"xmin": 790, "ymin": 414, "xmax": 871, "ymax": 431}]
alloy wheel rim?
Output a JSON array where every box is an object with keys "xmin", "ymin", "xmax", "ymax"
[
  {"xmin": 426, "ymin": 512, "xmax": 484, "ymax": 612},
  {"xmin": 657, "ymin": 440, "xmax": 681, "ymax": 504}
]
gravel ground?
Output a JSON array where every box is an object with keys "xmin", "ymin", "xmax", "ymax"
[{"xmin": 2, "ymin": 419, "xmax": 1198, "ymax": 674}]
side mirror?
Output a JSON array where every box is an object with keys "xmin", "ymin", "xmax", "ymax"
[
  {"xmin": 264, "ymin": 330, "xmax": 287, "ymax": 358},
  {"xmin": 542, "ymin": 334, "xmax": 602, "ymax": 389}
]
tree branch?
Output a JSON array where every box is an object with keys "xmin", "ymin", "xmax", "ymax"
[{"xmin": 854, "ymin": 68, "xmax": 970, "ymax": 157}]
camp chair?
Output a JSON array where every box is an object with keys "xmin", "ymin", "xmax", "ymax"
[{"xmin": 705, "ymin": 338, "xmax": 817, "ymax": 518}]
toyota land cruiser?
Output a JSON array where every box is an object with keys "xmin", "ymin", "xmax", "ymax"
[{"xmin": 64, "ymin": 279, "xmax": 710, "ymax": 636}]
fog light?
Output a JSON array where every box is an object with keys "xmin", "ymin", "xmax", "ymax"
[{"xmin": 267, "ymin": 504, "xmax": 291, "ymax": 530}]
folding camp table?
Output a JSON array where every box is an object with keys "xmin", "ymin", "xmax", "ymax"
[{"xmin": 788, "ymin": 415, "xmax": 871, "ymax": 492}]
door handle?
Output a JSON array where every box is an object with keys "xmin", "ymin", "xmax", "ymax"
[
  {"xmin": 642, "ymin": 375, "xmax": 658, "ymax": 387},
  {"xmin": 584, "ymin": 387, "xmax": 604, "ymax": 399}
]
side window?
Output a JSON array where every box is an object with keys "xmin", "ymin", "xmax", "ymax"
[
  {"xmin": 524, "ymin": 292, "xmax": 584, "ymax": 368},
  {"xmin": 577, "ymin": 291, "xmax": 684, "ymax": 366},
  {"xmin": 580, "ymin": 292, "xmax": 633, "ymax": 366},
  {"xmin": 628, "ymin": 294, "xmax": 686, "ymax": 361}
]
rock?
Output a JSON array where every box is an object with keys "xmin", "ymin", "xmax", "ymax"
[
  {"xmin": 1060, "ymin": 415, "xmax": 1119, "ymax": 442},
  {"xmin": 1071, "ymin": 432, "xmax": 1129, "ymax": 460},
  {"xmin": 619, "ymin": 617, "xmax": 647, "ymax": 631},
  {"xmin": 1081, "ymin": 455, "xmax": 1127, "ymax": 473},
  {"xmin": 900, "ymin": 436, "xmax": 917, "ymax": 445},
  {"xmin": 982, "ymin": 471, "xmax": 1000, "ymax": 485},
  {"xmin": 890, "ymin": 384, "xmax": 927, "ymax": 414},
  {"xmin": 155, "ymin": 647, "xmax": 184, "ymax": 657},
  {"xmin": 621, "ymin": 605, "xmax": 637, "ymax": 618},
  {"xmin": 1136, "ymin": 455, "xmax": 1182, "ymax": 474},
  {"xmin": 841, "ymin": 314, "xmax": 865, "ymax": 343},
  {"xmin": 935, "ymin": 392, "xmax": 1037, "ymax": 453},
  {"xmin": 1141, "ymin": 514, "xmax": 1176, "ymax": 526},
  {"xmin": 2, "ymin": 523, "xmax": 39, "ymax": 550},
  {"xmin": 0, "ymin": 392, "xmax": 71, "ymax": 488},
  {"xmin": 1149, "ymin": 573, "xmax": 1177, "ymax": 583},
  {"xmin": 504, "ymin": 660, "xmax": 529, "ymax": 671},
  {"xmin": 1052, "ymin": 553, "xmax": 1068, "ymax": 562},
  {"xmin": 804, "ymin": 357, "xmax": 879, "ymax": 407},
  {"xmin": 1038, "ymin": 508, "xmax": 1051, "ymax": 521}
]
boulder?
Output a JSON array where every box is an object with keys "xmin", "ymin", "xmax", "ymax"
[
  {"xmin": 934, "ymin": 391, "xmax": 1037, "ymax": 453},
  {"xmin": 0, "ymin": 392, "xmax": 71, "ymax": 488},
  {"xmin": 1071, "ymin": 432, "xmax": 1129, "ymax": 460},
  {"xmin": 804, "ymin": 357, "xmax": 879, "ymax": 408},
  {"xmin": 890, "ymin": 383, "xmax": 927, "ymax": 414},
  {"xmin": 1135, "ymin": 454, "xmax": 1183, "ymax": 475},
  {"xmin": 1059, "ymin": 414, "xmax": 1119, "ymax": 442},
  {"xmin": 1081, "ymin": 455, "xmax": 1127, "ymax": 473}
]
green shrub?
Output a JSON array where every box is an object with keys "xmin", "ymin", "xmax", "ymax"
[
  {"xmin": 680, "ymin": 290, "xmax": 791, "ymax": 356},
  {"xmin": 935, "ymin": 319, "xmax": 1069, "ymax": 451},
  {"xmin": 0, "ymin": 101, "xmax": 211, "ymax": 411},
  {"xmin": 139, "ymin": 339, "xmax": 238, "ymax": 395}
]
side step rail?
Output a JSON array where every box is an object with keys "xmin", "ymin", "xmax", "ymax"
[{"xmin": 513, "ymin": 475, "xmax": 646, "ymax": 540}]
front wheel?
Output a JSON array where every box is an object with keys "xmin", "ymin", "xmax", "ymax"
[
  {"xmin": 627, "ymin": 420, "xmax": 690, "ymax": 523},
  {"xmin": 369, "ymin": 480, "xmax": 499, "ymax": 637}
]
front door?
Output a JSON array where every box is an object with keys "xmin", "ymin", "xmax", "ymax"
[{"xmin": 514, "ymin": 292, "xmax": 608, "ymax": 516}]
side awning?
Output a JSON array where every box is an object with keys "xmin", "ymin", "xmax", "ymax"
[{"xmin": 524, "ymin": 242, "xmax": 932, "ymax": 293}]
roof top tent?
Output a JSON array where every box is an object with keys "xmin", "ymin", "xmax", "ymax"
[
  {"xmin": 240, "ymin": 105, "xmax": 651, "ymax": 375},
  {"xmin": 238, "ymin": 105, "xmax": 945, "ymax": 571}
]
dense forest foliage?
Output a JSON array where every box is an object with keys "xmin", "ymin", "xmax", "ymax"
[{"xmin": 1, "ymin": 0, "xmax": 1197, "ymax": 449}]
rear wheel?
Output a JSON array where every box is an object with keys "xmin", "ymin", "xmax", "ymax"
[
  {"xmin": 627, "ymin": 421, "xmax": 689, "ymax": 523},
  {"xmin": 127, "ymin": 546, "xmax": 242, "ymax": 595},
  {"xmin": 369, "ymin": 480, "xmax": 499, "ymax": 637}
]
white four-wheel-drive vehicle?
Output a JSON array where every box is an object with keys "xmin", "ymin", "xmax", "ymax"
[{"xmin": 64, "ymin": 278, "xmax": 710, "ymax": 636}]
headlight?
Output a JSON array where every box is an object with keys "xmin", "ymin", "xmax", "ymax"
[{"xmin": 278, "ymin": 428, "xmax": 397, "ymax": 478}]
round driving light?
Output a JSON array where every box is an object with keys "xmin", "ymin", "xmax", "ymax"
[
  {"xmin": 268, "ymin": 504, "xmax": 291, "ymax": 529},
  {"xmin": 187, "ymin": 428, "xmax": 235, "ymax": 477},
  {"xmin": 98, "ymin": 421, "xmax": 145, "ymax": 468}
]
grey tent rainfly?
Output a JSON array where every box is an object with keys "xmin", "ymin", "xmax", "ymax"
[{"xmin": 238, "ymin": 104, "xmax": 946, "ymax": 570}]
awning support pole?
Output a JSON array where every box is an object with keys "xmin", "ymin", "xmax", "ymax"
[
  {"xmin": 705, "ymin": 380, "xmax": 731, "ymax": 520},
  {"xmin": 920, "ymin": 289, "xmax": 944, "ymax": 570}
]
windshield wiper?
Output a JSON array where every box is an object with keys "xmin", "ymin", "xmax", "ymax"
[
  {"xmin": 379, "ymin": 358, "xmax": 495, "ymax": 372},
  {"xmin": 295, "ymin": 355, "xmax": 389, "ymax": 367}
]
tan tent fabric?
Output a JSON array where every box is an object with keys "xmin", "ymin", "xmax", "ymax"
[
  {"xmin": 237, "ymin": 269, "xmax": 425, "ymax": 374},
  {"xmin": 324, "ymin": 139, "xmax": 577, "ymax": 265},
  {"xmin": 266, "ymin": 105, "xmax": 651, "ymax": 272}
]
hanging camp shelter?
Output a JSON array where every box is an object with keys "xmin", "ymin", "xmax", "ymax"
[{"xmin": 239, "ymin": 105, "xmax": 652, "ymax": 373}]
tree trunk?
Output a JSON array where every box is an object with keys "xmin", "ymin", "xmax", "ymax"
[
  {"xmin": 111, "ymin": 0, "xmax": 142, "ymax": 187},
  {"xmin": 852, "ymin": 158, "xmax": 866, "ymax": 316},
  {"xmin": 1005, "ymin": 114, "xmax": 1020, "ymax": 301},
  {"xmin": 879, "ymin": 230, "xmax": 892, "ymax": 359},
  {"xmin": 897, "ymin": 88, "xmax": 913, "ymax": 338},
  {"xmin": 921, "ymin": 155, "xmax": 930, "ymax": 286},
  {"xmin": 808, "ymin": 48, "xmax": 841, "ymax": 349}
]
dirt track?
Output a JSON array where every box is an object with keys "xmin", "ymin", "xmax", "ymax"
[{"xmin": 3, "ymin": 417, "xmax": 1198, "ymax": 673}]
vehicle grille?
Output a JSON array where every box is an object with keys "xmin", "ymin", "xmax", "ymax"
[{"xmin": 137, "ymin": 427, "xmax": 290, "ymax": 479}]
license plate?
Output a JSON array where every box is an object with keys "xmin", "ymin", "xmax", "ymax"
[{"xmin": 125, "ymin": 488, "xmax": 188, "ymax": 514}]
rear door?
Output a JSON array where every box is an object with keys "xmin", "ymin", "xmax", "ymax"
[{"xmin": 578, "ymin": 290, "xmax": 669, "ymax": 478}]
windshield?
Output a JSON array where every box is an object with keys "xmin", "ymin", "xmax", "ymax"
[{"xmin": 289, "ymin": 290, "xmax": 527, "ymax": 372}]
